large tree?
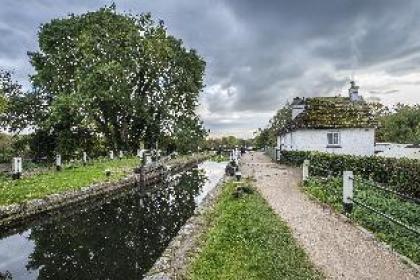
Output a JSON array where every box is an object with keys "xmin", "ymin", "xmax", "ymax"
[{"xmin": 25, "ymin": 6, "xmax": 205, "ymax": 155}]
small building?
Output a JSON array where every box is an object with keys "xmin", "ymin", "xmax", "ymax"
[{"xmin": 277, "ymin": 82, "xmax": 377, "ymax": 156}]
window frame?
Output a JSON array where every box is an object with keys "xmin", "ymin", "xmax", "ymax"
[{"xmin": 327, "ymin": 131, "xmax": 341, "ymax": 147}]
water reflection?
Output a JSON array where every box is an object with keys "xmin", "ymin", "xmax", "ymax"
[{"xmin": 0, "ymin": 162, "xmax": 224, "ymax": 279}]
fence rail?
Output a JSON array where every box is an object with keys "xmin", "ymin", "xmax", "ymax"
[{"xmin": 303, "ymin": 160, "xmax": 420, "ymax": 237}]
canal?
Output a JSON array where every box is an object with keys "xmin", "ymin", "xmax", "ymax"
[{"xmin": 0, "ymin": 161, "xmax": 226, "ymax": 279}]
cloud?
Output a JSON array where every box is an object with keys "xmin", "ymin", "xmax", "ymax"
[{"xmin": 1, "ymin": 0, "xmax": 420, "ymax": 138}]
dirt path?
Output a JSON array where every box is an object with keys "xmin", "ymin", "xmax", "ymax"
[{"xmin": 241, "ymin": 152, "xmax": 419, "ymax": 280}]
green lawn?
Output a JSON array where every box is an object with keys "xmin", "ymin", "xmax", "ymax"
[
  {"xmin": 304, "ymin": 176, "xmax": 420, "ymax": 264},
  {"xmin": 0, "ymin": 158, "xmax": 140, "ymax": 206},
  {"xmin": 187, "ymin": 181, "xmax": 323, "ymax": 280}
]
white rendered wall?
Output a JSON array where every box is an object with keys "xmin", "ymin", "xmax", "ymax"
[{"xmin": 280, "ymin": 128, "xmax": 375, "ymax": 156}]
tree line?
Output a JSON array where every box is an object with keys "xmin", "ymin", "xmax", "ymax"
[{"xmin": 0, "ymin": 6, "xmax": 207, "ymax": 161}]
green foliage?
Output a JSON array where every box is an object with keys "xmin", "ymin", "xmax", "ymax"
[
  {"xmin": 188, "ymin": 181, "xmax": 323, "ymax": 279},
  {"xmin": 5, "ymin": 6, "xmax": 206, "ymax": 156},
  {"xmin": 281, "ymin": 150, "xmax": 420, "ymax": 198},
  {"xmin": 376, "ymin": 104, "xmax": 420, "ymax": 144},
  {"xmin": 254, "ymin": 104, "xmax": 292, "ymax": 147},
  {"xmin": 304, "ymin": 177, "xmax": 420, "ymax": 264},
  {"xmin": 0, "ymin": 157, "xmax": 140, "ymax": 205}
]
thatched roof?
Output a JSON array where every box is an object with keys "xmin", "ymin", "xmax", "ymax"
[{"xmin": 279, "ymin": 97, "xmax": 377, "ymax": 134}]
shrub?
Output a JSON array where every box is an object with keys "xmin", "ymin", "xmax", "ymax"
[{"xmin": 280, "ymin": 151, "xmax": 420, "ymax": 198}]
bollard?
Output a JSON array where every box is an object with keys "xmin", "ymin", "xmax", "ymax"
[
  {"xmin": 55, "ymin": 154, "xmax": 62, "ymax": 171},
  {"xmin": 302, "ymin": 160, "xmax": 309, "ymax": 181},
  {"xmin": 235, "ymin": 171, "xmax": 242, "ymax": 181},
  {"xmin": 343, "ymin": 171, "xmax": 354, "ymax": 214},
  {"xmin": 82, "ymin": 152, "xmax": 87, "ymax": 165},
  {"xmin": 12, "ymin": 157, "xmax": 22, "ymax": 179},
  {"xmin": 119, "ymin": 150, "xmax": 123, "ymax": 159},
  {"xmin": 109, "ymin": 150, "xmax": 114, "ymax": 160}
]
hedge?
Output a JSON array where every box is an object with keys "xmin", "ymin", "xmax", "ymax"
[{"xmin": 280, "ymin": 150, "xmax": 420, "ymax": 198}]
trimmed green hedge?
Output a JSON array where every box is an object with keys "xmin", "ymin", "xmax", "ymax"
[{"xmin": 280, "ymin": 151, "xmax": 420, "ymax": 198}]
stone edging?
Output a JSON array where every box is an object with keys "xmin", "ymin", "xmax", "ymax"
[{"xmin": 144, "ymin": 176, "xmax": 228, "ymax": 280}]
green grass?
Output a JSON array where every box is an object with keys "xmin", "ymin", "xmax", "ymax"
[
  {"xmin": 187, "ymin": 181, "xmax": 323, "ymax": 280},
  {"xmin": 304, "ymin": 176, "xmax": 420, "ymax": 264},
  {"xmin": 209, "ymin": 154, "xmax": 229, "ymax": 162},
  {"xmin": 0, "ymin": 157, "xmax": 140, "ymax": 206}
]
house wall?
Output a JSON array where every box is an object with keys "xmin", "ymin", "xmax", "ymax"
[{"xmin": 278, "ymin": 128, "xmax": 375, "ymax": 156}]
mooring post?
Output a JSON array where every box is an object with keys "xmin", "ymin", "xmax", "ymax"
[
  {"xmin": 82, "ymin": 152, "xmax": 87, "ymax": 165},
  {"xmin": 12, "ymin": 157, "xmax": 22, "ymax": 179},
  {"xmin": 343, "ymin": 171, "xmax": 354, "ymax": 214},
  {"xmin": 55, "ymin": 154, "xmax": 62, "ymax": 171},
  {"xmin": 109, "ymin": 150, "xmax": 114, "ymax": 160},
  {"xmin": 302, "ymin": 159, "xmax": 309, "ymax": 181}
]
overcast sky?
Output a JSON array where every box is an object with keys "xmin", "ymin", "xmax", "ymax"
[{"xmin": 1, "ymin": 1, "xmax": 420, "ymax": 138}]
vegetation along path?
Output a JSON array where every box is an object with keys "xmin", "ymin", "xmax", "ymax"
[{"xmin": 241, "ymin": 152, "xmax": 419, "ymax": 280}]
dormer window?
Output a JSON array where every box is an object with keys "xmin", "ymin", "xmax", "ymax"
[{"xmin": 327, "ymin": 132, "xmax": 340, "ymax": 146}]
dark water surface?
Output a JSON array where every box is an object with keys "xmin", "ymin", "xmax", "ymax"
[{"xmin": 0, "ymin": 161, "xmax": 225, "ymax": 280}]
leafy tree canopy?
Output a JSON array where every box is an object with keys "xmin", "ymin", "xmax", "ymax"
[{"xmin": 6, "ymin": 6, "xmax": 205, "ymax": 157}]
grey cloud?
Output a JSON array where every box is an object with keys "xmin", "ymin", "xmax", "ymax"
[{"xmin": 1, "ymin": 0, "xmax": 420, "ymax": 137}]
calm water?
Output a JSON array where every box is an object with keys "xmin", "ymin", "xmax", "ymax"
[{"xmin": 0, "ymin": 161, "xmax": 225, "ymax": 280}]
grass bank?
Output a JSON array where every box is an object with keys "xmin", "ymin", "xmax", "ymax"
[
  {"xmin": 304, "ymin": 176, "xmax": 420, "ymax": 264},
  {"xmin": 0, "ymin": 158, "xmax": 140, "ymax": 206},
  {"xmin": 187, "ymin": 181, "xmax": 323, "ymax": 280}
]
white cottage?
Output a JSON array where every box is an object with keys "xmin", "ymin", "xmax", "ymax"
[{"xmin": 277, "ymin": 82, "xmax": 377, "ymax": 156}]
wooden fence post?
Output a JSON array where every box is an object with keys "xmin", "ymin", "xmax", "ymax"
[
  {"xmin": 302, "ymin": 160, "xmax": 309, "ymax": 181},
  {"xmin": 55, "ymin": 154, "xmax": 62, "ymax": 171},
  {"xmin": 12, "ymin": 157, "xmax": 22, "ymax": 179},
  {"xmin": 343, "ymin": 171, "xmax": 354, "ymax": 214}
]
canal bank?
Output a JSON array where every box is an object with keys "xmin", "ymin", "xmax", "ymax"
[
  {"xmin": 0, "ymin": 159, "xmax": 225, "ymax": 279},
  {"xmin": 0, "ymin": 154, "xmax": 210, "ymax": 233}
]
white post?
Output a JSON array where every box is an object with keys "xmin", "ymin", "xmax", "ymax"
[
  {"xmin": 343, "ymin": 171, "xmax": 354, "ymax": 213},
  {"xmin": 137, "ymin": 149, "xmax": 142, "ymax": 157},
  {"xmin": 12, "ymin": 157, "xmax": 22, "ymax": 179},
  {"xmin": 55, "ymin": 154, "xmax": 62, "ymax": 171},
  {"xmin": 109, "ymin": 150, "xmax": 114, "ymax": 160},
  {"xmin": 82, "ymin": 152, "xmax": 87, "ymax": 164},
  {"xmin": 302, "ymin": 160, "xmax": 309, "ymax": 181},
  {"xmin": 119, "ymin": 150, "xmax": 123, "ymax": 159}
]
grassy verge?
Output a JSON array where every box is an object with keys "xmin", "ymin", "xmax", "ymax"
[
  {"xmin": 187, "ymin": 181, "xmax": 323, "ymax": 280},
  {"xmin": 209, "ymin": 154, "xmax": 229, "ymax": 162},
  {"xmin": 304, "ymin": 176, "xmax": 420, "ymax": 264},
  {"xmin": 0, "ymin": 158, "xmax": 140, "ymax": 206}
]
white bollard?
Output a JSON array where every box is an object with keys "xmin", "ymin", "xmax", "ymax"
[
  {"xmin": 119, "ymin": 150, "xmax": 123, "ymax": 159},
  {"xmin": 109, "ymin": 151, "xmax": 114, "ymax": 160},
  {"xmin": 302, "ymin": 160, "xmax": 309, "ymax": 181},
  {"xmin": 343, "ymin": 171, "xmax": 354, "ymax": 213},
  {"xmin": 55, "ymin": 154, "xmax": 62, "ymax": 171},
  {"xmin": 82, "ymin": 152, "xmax": 87, "ymax": 164},
  {"xmin": 12, "ymin": 157, "xmax": 22, "ymax": 179}
]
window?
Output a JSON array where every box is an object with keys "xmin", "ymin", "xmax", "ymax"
[{"xmin": 327, "ymin": 132, "xmax": 340, "ymax": 146}]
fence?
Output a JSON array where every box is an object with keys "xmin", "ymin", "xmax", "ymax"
[
  {"xmin": 302, "ymin": 160, "xmax": 420, "ymax": 237},
  {"xmin": 264, "ymin": 146, "xmax": 281, "ymax": 161}
]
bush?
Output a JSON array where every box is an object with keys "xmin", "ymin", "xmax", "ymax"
[{"xmin": 280, "ymin": 151, "xmax": 420, "ymax": 198}]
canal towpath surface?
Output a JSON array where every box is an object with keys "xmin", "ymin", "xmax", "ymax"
[{"xmin": 241, "ymin": 152, "xmax": 419, "ymax": 280}]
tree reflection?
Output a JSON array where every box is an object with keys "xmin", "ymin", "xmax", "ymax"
[{"xmin": 25, "ymin": 169, "xmax": 206, "ymax": 279}]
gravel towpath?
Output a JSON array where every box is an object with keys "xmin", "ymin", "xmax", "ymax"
[{"xmin": 241, "ymin": 152, "xmax": 419, "ymax": 280}]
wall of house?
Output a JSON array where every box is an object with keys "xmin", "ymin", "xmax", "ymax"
[{"xmin": 278, "ymin": 128, "xmax": 375, "ymax": 156}]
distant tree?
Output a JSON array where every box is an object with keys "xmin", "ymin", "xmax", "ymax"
[
  {"xmin": 376, "ymin": 104, "xmax": 420, "ymax": 144},
  {"xmin": 254, "ymin": 103, "xmax": 292, "ymax": 147}
]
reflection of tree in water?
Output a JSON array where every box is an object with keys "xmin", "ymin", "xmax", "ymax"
[{"xmin": 25, "ymin": 169, "xmax": 205, "ymax": 279}]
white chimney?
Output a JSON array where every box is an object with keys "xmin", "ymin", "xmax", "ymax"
[
  {"xmin": 349, "ymin": 81, "xmax": 361, "ymax": 101},
  {"xmin": 291, "ymin": 97, "xmax": 305, "ymax": 119}
]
